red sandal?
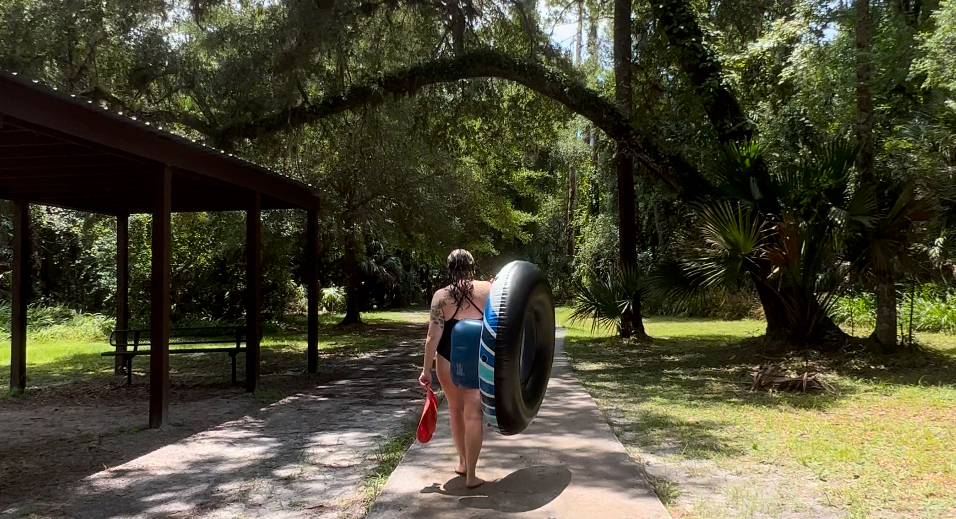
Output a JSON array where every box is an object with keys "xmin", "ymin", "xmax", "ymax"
[{"xmin": 417, "ymin": 387, "xmax": 438, "ymax": 443}]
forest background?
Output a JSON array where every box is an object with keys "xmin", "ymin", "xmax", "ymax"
[{"xmin": 1, "ymin": 0, "xmax": 955, "ymax": 351}]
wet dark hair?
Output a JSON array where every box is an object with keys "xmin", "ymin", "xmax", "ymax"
[{"xmin": 447, "ymin": 249, "xmax": 476, "ymax": 305}]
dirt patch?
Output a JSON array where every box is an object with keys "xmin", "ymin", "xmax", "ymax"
[
  {"xmin": 637, "ymin": 449, "xmax": 841, "ymax": 519},
  {"xmin": 0, "ymin": 336, "xmax": 426, "ymax": 519}
]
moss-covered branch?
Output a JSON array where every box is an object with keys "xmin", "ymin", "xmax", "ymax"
[{"xmin": 215, "ymin": 49, "xmax": 710, "ymax": 197}]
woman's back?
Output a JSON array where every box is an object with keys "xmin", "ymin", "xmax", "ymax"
[{"xmin": 441, "ymin": 280, "xmax": 492, "ymax": 321}]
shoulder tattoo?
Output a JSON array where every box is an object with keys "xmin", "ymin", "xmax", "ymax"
[{"xmin": 430, "ymin": 295, "xmax": 445, "ymax": 329}]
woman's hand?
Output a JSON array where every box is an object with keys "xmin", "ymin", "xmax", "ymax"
[{"xmin": 419, "ymin": 369, "xmax": 432, "ymax": 388}]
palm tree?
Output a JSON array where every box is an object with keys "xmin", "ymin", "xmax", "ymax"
[
  {"xmin": 568, "ymin": 266, "xmax": 646, "ymax": 338},
  {"xmin": 844, "ymin": 180, "xmax": 935, "ymax": 349},
  {"xmin": 661, "ymin": 139, "xmax": 877, "ymax": 350}
]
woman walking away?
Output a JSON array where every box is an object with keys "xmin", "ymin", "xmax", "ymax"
[{"xmin": 419, "ymin": 249, "xmax": 491, "ymax": 488}]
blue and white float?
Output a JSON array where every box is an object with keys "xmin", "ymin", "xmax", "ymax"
[{"xmin": 450, "ymin": 260, "xmax": 555, "ymax": 435}]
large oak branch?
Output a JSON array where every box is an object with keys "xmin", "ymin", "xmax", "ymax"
[{"xmin": 216, "ymin": 49, "xmax": 710, "ymax": 197}]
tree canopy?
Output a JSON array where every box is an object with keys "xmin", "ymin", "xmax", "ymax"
[{"xmin": 1, "ymin": 0, "xmax": 954, "ymax": 348}]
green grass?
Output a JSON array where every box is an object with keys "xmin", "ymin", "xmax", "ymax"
[
  {"xmin": 362, "ymin": 420, "xmax": 418, "ymax": 512},
  {"xmin": 559, "ymin": 309, "xmax": 956, "ymax": 519},
  {"xmin": 556, "ymin": 306, "xmax": 766, "ymax": 339},
  {"xmin": 0, "ymin": 311, "xmax": 424, "ymax": 393}
]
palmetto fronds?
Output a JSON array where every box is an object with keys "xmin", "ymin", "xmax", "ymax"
[
  {"xmin": 568, "ymin": 275, "xmax": 625, "ymax": 335},
  {"xmin": 691, "ymin": 201, "xmax": 766, "ymax": 288},
  {"xmin": 665, "ymin": 138, "xmax": 869, "ymax": 342},
  {"xmin": 844, "ymin": 180, "xmax": 935, "ymax": 277},
  {"xmin": 568, "ymin": 267, "xmax": 646, "ymax": 335}
]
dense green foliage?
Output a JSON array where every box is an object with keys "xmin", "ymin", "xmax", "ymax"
[
  {"xmin": 0, "ymin": 0, "xmax": 953, "ymax": 343},
  {"xmin": 0, "ymin": 302, "xmax": 113, "ymax": 341},
  {"xmin": 834, "ymin": 284, "xmax": 956, "ymax": 334}
]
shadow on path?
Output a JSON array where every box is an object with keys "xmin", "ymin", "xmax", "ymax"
[
  {"xmin": 421, "ymin": 466, "xmax": 573, "ymax": 513},
  {"xmin": 1, "ymin": 328, "xmax": 426, "ymax": 519},
  {"xmin": 366, "ymin": 333, "xmax": 672, "ymax": 519}
]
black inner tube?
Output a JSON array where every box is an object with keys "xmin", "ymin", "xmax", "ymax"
[
  {"xmin": 519, "ymin": 310, "xmax": 536, "ymax": 385},
  {"xmin": 488, "ymin": 261, "xmax": 555, "ymax": 435}
]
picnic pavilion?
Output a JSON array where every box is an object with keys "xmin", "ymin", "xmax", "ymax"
[{"xmin": 0, "ymin": 70, "xmax": 323, "ymax": 428}]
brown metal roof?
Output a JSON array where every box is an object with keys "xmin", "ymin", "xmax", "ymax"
[{"xmin": 0, "ymin": 70, "xmax": 321, "ymax": 214}]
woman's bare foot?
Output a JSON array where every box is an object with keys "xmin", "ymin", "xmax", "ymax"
[
  {"xmin": 465, "ymin": 477, "xmax": 485, "ymax": 489},
  {"xmin": 454, "ymin": 464, "xmax": 467, "ymax": 476}
]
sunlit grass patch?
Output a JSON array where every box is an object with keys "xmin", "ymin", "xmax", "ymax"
[
  {"xmin": 556, "ymin": 306, "xmax": 765, "ymax": 339},
  {"xmin": 0, "ymin": 309, "xmax": 428, "ymax": 393},
  {"xmin": 362, "ymin": 421, "xmax": 417, "ymax": 512},
  {"xmin": 563, "ymin": 315, "xmax": 956, "ymax": 519}
]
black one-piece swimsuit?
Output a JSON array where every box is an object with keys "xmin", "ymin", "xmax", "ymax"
[{"xmin": 436, "ymin": 294, "xmax": 482, "ymax": 361}]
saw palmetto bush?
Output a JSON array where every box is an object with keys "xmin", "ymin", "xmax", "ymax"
[
  {"xmin": 568, "ymin": 267, "xmax": 645, "ymax": 336},
  {"xmin": 653, "ymin": 139, "xmax": 900, "ymax": 347},
  {"xmin": 320, "ymin": 286, "xmax": 347, "ymax": 313}
]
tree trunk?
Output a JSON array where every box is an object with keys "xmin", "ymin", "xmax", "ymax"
[
  {"xmin": 588, "ymin": 0, "xmax": 598, "ymax": 215},
  {"xmin": 566, "ymin": 0, "xmax": 584, "ymax": 261},
  {"xmin": 614, "ymin": 0, "xmax": 647, "ymax": 339},
  {"xmin": 856, "ymin": 0, "xmax": 898, "ymax": 348},
  {"xmin": 872, "ymin": 271, "xmax": 899, "ymax": 348},
  {"xmin": 753, "ymin": 277, "xmax": 848, "ymax": 350},
  {"xmin": 587, "ymin": 3, "xmax": 599, "ymax": 65},
  {"xmin": 856, "ymin": 0, "xmax": 875, "ymax": 183},
  {"xmin": 339, "ymin": 230, "xmax": 363, "ymax": 326},
  {"xmin": 575, "ymin": 0, "xmax": 583, "ymax": 65},
  {"xmin": 753, "ymin": 279, "xmax": 791, "ymax": 341},
  {"xmin": 451, "ymin": 2, "xmax": 466, "ymax": 55},
  {"xmin": 567, "ymin": 166, "xmax": 577, "ymax": 259},
  {"xmin": 649, "ymin": 0, "xmax": 753, "ymax": 144},
  {"xmin": 653, "ymin": 202, "xmax": 663, "ymax": 261},
  {"xmin": 872, "ymin": 270, "xmax": 900, "ymax": 349}
]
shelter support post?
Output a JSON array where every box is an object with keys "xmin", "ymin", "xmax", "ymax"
[
  {"xmin": 149, "ymin": 166, "xmax": 171, "ymax": 428},
  {"xmin": 115, "ymin": 213, "xmax": 129, "ymax": 374},
  {"xmin": 246, "ymin": 192, "xmax": 262, "ymax": 392},
  {"xmin": 10, "ymin": 200, "xmax": 30, "ymax": 392},
  {"xmin": 306, "ymin": 209, "xmax": 319, "ymax": 374}
]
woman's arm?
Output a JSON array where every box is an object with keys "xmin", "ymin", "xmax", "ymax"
[{"xmin": 420, "ymin": 290, "xmax": 445, "ymax": 386}]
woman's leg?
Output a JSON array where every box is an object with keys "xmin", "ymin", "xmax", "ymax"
[
  {"xmin": 462, "ymin": 388, "xmax": 485, "ymax": 487},
  {"xmin": 435, "ymin": 356, "xmax": 466, "ymax": 473}
]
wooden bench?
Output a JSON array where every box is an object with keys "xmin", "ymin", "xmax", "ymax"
[{"xmin": 102, "ymin": 326, "xmax": 247, "ymax": 385}]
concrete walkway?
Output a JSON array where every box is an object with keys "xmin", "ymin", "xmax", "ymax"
[
  {"xmin": 367, "ymin": 332, "xmax": 672, "ymax": 519},
  {"xmin": 1, "ymin": 346, "xmax": 424, "ymax": 519}
]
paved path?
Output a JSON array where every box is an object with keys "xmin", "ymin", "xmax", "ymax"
[
  {"xmin": 1, "ymin": 346, "xmax": 423, "ymax": 519},
  {"xmin": 367, "ymin": 332, "xmax": 672, "ymax": 519}
]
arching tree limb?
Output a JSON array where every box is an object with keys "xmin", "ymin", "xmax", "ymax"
[{"xmin": 215, "ymin": 49, "xmax": 711, "ymax": 197}]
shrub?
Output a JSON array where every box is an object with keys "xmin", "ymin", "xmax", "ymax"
[
  {"xmin": 321, "ymin": 286, "xmax": 347, "ymax": 313},
  {"xmin": 831, "ymin": 285, "xmax": 956, "ymax": 334},
  {"xmin": 567, "ymin": 268, "xmax": 645, "ymax": 336},
  {"xmin": 645, "ymin": 286, "xmax": 762, "ymax": 320},
  {"xmin": 0, "ymin": 302, "xmax": 113, "ymax": 342}
]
